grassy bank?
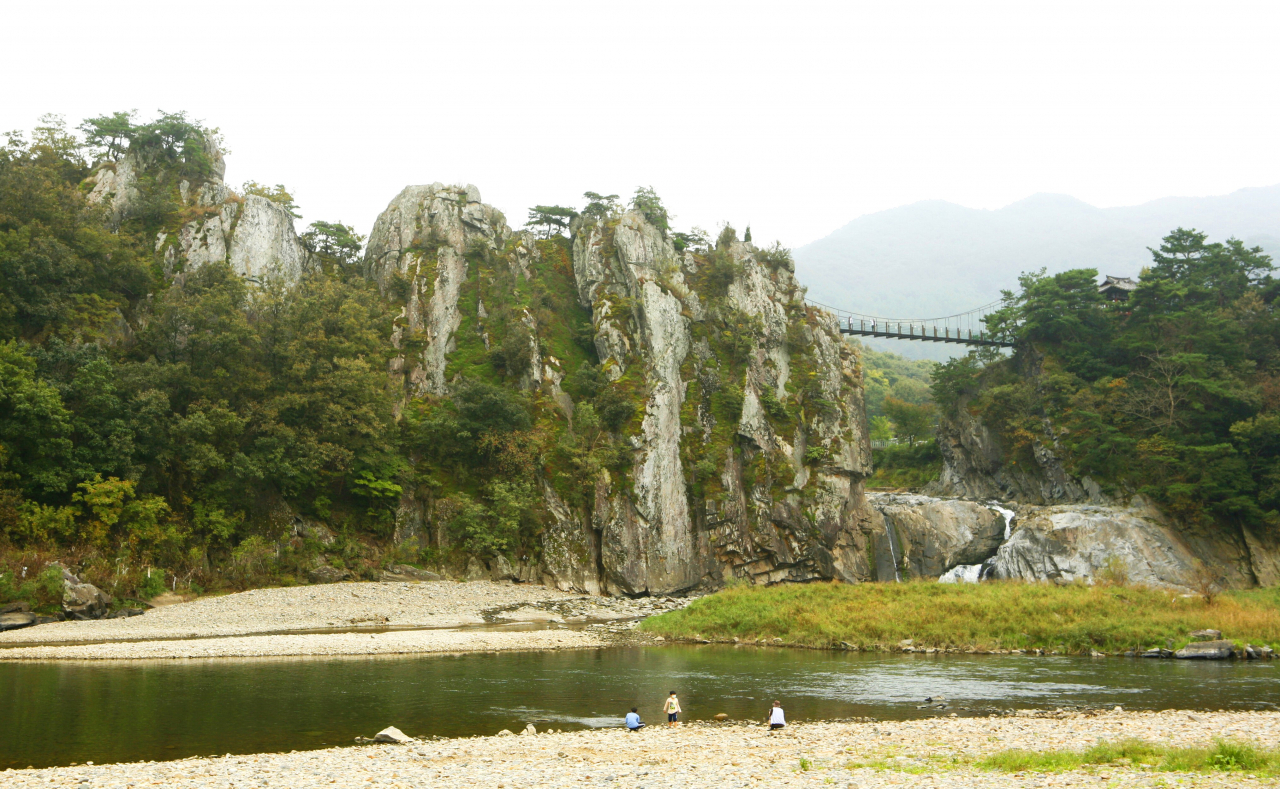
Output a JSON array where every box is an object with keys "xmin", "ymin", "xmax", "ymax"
[
  {"xmin": 639, "ymin": 581, "xmax": 1280, "ymax": 653},
  {"xmin": 978, "ymin": 739, "xmax": 1280, "ymax": 776}
]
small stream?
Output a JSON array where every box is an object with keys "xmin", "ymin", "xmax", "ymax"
[{"xmin": 1, "ymin": 645, "xmax": 1275, "ymax": 769}]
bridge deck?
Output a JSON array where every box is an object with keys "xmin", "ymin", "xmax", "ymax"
[{"xmin": 839, "ymin": 327, "xmax": 1016, "ymax": 348}]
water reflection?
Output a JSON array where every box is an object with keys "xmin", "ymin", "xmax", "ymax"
[{"xmin": 1, "ymin": 645, "xmax": 1274, "ymax": 769}]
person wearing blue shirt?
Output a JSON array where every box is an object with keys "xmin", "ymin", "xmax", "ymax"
[{"xmin": 625, "ymin": 707, "xmax": 645, "ymax": 731}]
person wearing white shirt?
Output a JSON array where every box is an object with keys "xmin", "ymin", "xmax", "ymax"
[{"xmin": 766, "ymin": 700, "xmax": 786, "ymax": 730}]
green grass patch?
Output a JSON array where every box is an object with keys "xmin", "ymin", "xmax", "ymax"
[
  {"xmin": 639, "ymin": 580, "xmax": 1280, "ymax": 653},
  {"xmin": 980, "ymin": 739, "xmax": 1280, "ymax": 776}
]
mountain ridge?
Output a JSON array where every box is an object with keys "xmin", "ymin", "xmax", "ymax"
[{"xmin": 793, "ymin": 184, "xmax": 1280, "ymax": 358}]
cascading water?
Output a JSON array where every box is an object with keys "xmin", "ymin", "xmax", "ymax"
[
  {"xmin": 988, "ymin": 502, "xmax": 1015, "ymax": 540},
  {"xmin": 883, "ymin": 521, "xmax": 902, "ymax": 582},
  {"xmin": 938, "ymin": 564, "xmax": 983, "ymax": 583}
]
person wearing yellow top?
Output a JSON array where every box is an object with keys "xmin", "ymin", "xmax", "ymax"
[{"xmin": 662, "ymin": 691, "xmax": 682, "ymax": 727}]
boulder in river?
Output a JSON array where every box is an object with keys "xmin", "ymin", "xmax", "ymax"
[
  {"xmin": 0, "ymin": 611, "xmax": 37, "ymax": 631},
  {"xmin": 1174, "ymin": 640, "xmax": 1235, "ymax": 660},
  {"xmin": 372, "ymin": 726, "xmax": 415, "ymax": 744},
  {"xmin": 306, "ymin": 565, "xmax": 351, "ymax": 584},
  {"xmin": 1189, "ymin": 629, "xmax": 1221, "ymax": 641}
]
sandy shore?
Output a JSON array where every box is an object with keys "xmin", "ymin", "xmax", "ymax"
[
  {"xmin": 0, "ymin": 626, "xmax": 605, "ymax": 659},
  {"xmin": 5, "ymin": 710, "xmax": 1276, "ymax": 788},
  {"xmin": 0, "ymin": 580, "xmax": 680, "ymax": 660}
]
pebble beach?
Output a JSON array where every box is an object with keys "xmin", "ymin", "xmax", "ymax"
[
  {"xmin": 0, "ymin": 580, "xmax": 680, "ymax": 660},
  {"xmin": 5, "ymin": 710, "xmax": 1276, "ymax": 788}
]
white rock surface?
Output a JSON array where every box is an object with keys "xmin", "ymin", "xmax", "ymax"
[
  {"xmin": 990, "ymin": 501, "xmax": 1204, "ymax": 589},
  {"xmin": 363, "ymin": 184, "xmax": 510, "ymax": 396},
  {"xmin": 373, "ymin": 726, "xmax": 415, "ymax": 744}
]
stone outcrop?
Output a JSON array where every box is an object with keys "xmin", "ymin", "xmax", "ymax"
[
  {"xmin": 85, "ymin": 137, "xmax": 308, "ymax": 286},
  {"xmin": 866, "ymin": 494, "xmax": 1007, "ymax": 581},
  {"xmin": 0, "ymin": 612, "xmax": 36, "ymax": 631},
  {"xmin": 363, "ymin": 187, "xmax": 873, "ymax": 595},
  {"xmin": 566, "ymin": 215, "xmax": 872, "ymax": 595},
  {"xmin": 306, "ymin": 565, "xmax": 351, "ymax": 584},
  {"xmin": 989, "ymin": 499, "xmax": 1267, "ymax": 590},
  {"xmin": 926, "ymin": 394, "xmax": 1104, "ymax": 505},
  {"xmin": 918, "ymin": 345, "xmax": 1280, "ymax": 589},
  {"xmin": 363, "ymin": 183, "xmax": 509, "ymax": 398},
  {"xmin": 1174, "ymin": 640, "xmax": 1235, "ymax": 659},
  {"xmin": 53, "ymin": 565, "xmax": 113, "ymax": 620}
]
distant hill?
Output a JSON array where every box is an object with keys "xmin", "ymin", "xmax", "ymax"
[{"xmin": 794, "ymin": 186, "xmax": 1280, "ymax": 360}]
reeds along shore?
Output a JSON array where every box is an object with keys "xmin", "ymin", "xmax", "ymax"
[{"xmin": 639, "ymin": 580, "xmax": 1280, "ymax": 654}]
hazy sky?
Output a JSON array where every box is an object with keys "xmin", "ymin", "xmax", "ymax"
[{"xmin": 4, "ymin": 1, "xmax": 1279, "ymax": 248}]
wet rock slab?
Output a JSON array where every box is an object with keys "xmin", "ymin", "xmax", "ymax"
[{"xmin": 1175, "ymin": 639, "xmax": 1235, "ymax": 659}]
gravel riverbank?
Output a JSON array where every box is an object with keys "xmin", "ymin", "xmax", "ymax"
[
  {"xmin": 5, "ymin": 710, "xmax": 1276, "ymax": 788},
  {"xmin": 0, "ymin": 580, "xmax": 683, "ymax": 660}
]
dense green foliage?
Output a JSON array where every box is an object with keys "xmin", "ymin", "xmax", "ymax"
[
  {"xmin": 857, "ymin": 345, "xmax": 940, "ymax": 488},
  {"xmin": 639, "ymin": 580, "xmax": 1280, "ymax": 653},
  {"xmin": 0, "ymin": 115, "xmax": 402, "ymax": 602},
  {"xmin": 935, "ymin": 229, "xmax": 1279, "ymax": 532}
]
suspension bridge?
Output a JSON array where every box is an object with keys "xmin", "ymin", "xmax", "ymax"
[{"xmin": 806, "ymin": 299, "xmax": 1018, "ymax": 348}]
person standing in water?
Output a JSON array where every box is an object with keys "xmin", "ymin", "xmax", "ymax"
[
  {"xmin": 766, "ymin": 700, "xmax": 785, "ymax": 730},
  {"xmin": 663, "ymin": 691, "xmax": 682, "ymax": 727}
]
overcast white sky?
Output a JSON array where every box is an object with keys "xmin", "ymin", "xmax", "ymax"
[{"xmin": 4, "ymin": 1, "xmax": 1279, "ymax": 248}]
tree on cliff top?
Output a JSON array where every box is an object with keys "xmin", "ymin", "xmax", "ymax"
[
  {"xmin": 581, "ymin": 192, "xmax": 620, "ymax": 220},
  {"xmin": 630, "ymin": 186, "xmax": 669, "ymax": 234},
  {"xmin": 79, "ymin": 110, "xmax": 222, "ymax": 179},
  {"xmin": 301, "ymin": 221, "xmax": 365, "ymax": 270},
  {"xmin": 525, "ymin": 205, "xmax": 577, "ymax": 238}
]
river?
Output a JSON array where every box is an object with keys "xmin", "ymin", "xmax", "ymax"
[{"xmin": 2, "ymin": 645, "xmax": 1275, "ymax": 769}]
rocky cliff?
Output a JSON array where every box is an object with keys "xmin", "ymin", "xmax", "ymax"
[
  {"xmin": 85, "ymin": 137, "xmax": 309, "ymax": 285},
  {"xmin": 910, "ymin": 363, "xmax": 1280, "ymax": 589},
  {"xmin": 363, "ymin": 186, "xmax": 876, "ymax": 595},
  {"xmin": 866, "ymin": 491, "xmax": 1279, "ymax": 590}
]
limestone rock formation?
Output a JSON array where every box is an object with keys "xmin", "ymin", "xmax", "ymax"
[
  {"xmin": 566, "ymin": 214, "xmax": 872, "ymax": 594},
  {"xmin": 926, "ymin": 394, "xmax": 1103, "ymax": 505},
  {"xmin": 866, "ymin": 493, "xmax": 1007, "ymax": 581},
  {"xmin": 988, "ymin": 499, "xmax": 1258, "ymax": 589},
  {"xmin": 363, "ymin": 187, "xmax": 874, "ymax": 595},
  {"xmin": 922, "ymin": 366, "xmax": 1279, "ymax": 588},
  {"xmin": 85, "ymin": 136, "xmax": 308, "ymax": 286},
  {"xmin": 363, "ymin": 183, "xmax": 509, "ymax": 397}
]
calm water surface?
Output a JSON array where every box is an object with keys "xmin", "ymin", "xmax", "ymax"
[{"xmin": 2, "ymin": 645, "xmax": 1276, "ymax": 769}]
